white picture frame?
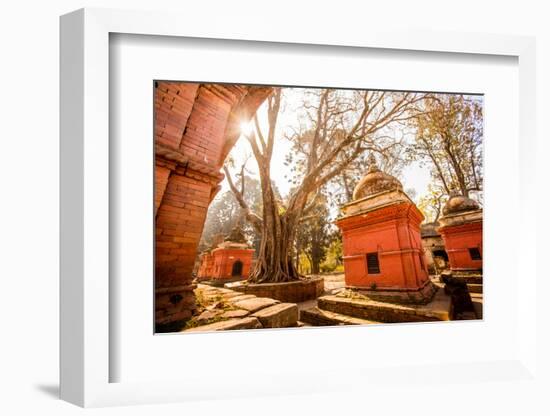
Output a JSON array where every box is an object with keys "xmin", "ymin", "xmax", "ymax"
[{"xmin": 60, "ymin": 7, "xmax": 538, "ymax": 408}]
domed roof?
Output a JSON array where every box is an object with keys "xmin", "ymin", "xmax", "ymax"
[
  {"xmin": 225, "ymin": 223, "xmax": 247, "ymax": 244},
  {"xmin": 442, "ymin": 194, "xmax": 480, "ymax": 216},
  {"xmin": 352, "ymin": 154, "xmax": 403, "ymax": 200}
]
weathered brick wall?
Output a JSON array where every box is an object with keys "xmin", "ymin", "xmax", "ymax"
[
  {"xmin": 154, "ymin": 82, "xmax": 272, "ymax": 331},
  {"xmin": 154, "ymin": 166, "xmax": 171, "ymax": 215},
  {"xmin": 155, "ymin": 82, "xmax": 199, "ymax": 149}
]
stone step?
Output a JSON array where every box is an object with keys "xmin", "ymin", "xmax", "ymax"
[
  {"xmin": 251, "ymin": 303, "xmax": 298, "ymax": 328},
  {"xmin": 463, "ymin": 276, "xmax": 483, "ymax": 285},
  {"xmin": 300, "ymin": 307, "xmax": 381, "ymax": 326},
  {"xmin": 440, "ymin": 271, "xmax": 482, "ymax": 285},
  {"xmin": 468, "ymin": 283, "xmax": 483, "ymax": 294},
  {"xmin": 184, "ymin": 317, "xmax": 262, "ymax": 332},
  {"xmin": 317, "ymin": 290, "xmax": 452, "ymax": 323},
  {"xmin": 232, "ymin": 297, "xmax": 279, "ymax": 313},
  {"xmin": 471, "ymin": 295, "xmax": 483, "ymax": 319}
]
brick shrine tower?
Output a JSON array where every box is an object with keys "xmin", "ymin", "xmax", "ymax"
[
  {"xmin": 335, "ymin": 154, "xmax": 436, "ymax": 303},
  {"xmin": 154, "ymin": 82, "xmax": 272, "ymax": 331},
  {"xmin": 437, "ymin": 195, "xmax": 483, "ymax": 273}
]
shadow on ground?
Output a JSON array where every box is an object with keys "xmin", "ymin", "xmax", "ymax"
[{"xmin": 34, "ymin": 384, "xmax": 59, "ymax": 399}]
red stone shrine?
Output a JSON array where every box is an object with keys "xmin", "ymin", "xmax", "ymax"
[
  {"xmin": 335, "ymin": 155, "xmax": 435, "ymax": 303},
  {"xmin": 437, "ymin": 195, "xmax": 483, "ymax": 272},
  {"xmin": 196, "ymin": 226, "xmax": 255, "ymax": 283},
  {"xmin": 197, "ymin": 251, "xmax": 214, "ymax": 278}
]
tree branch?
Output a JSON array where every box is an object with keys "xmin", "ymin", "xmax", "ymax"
[{"xmin": 223, "ymin": 164, "xmax": 263, "ymax": 232}]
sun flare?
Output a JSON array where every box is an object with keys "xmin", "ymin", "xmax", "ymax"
[{"xmin": 240, "ymin": 120, "xmax": 254, "ymax": 136}]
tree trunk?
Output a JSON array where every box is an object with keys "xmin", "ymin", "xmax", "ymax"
[
  {"xmin": 248, "ymin": 162, "xmax": 302, "ymax": 283},
  {"xmin": 295, "ymin": 240, "xmax": 301, "ymax": 275},
  {"xmin": 311, "ymin": 258, "xmax": 320, "ymax": 275},
  {"xmin": 443, "ymin": 133, "xmax": 468, "ymax": 196},
  {"xmin": 248, "ymin": 212, "xmax": 301, "ymax": 283}
]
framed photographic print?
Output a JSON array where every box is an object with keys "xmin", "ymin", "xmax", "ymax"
[
  {"xmin": 60, "ymin": 7, "xmax": 538, "ymax": 408},
  {"xmin": 153, "ymin": 80, "xmax": 483, "ymax": 334}
]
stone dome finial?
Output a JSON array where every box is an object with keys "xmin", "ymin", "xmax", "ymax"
[
  {"xmin": 352, "ymin": 155, "xmax": 403, "ymax": 200},
  {"xmin": 210, "ymin": 233, "xmax": 225, "ymax": 249},
  {"xmin": 367, "ymin": 152, "xmax": 379, "ymax": 173},
  {"xmin": 442, "ymin": 194, "xmax": 480, "ymax": 216},
  {"xmin": 225, "ymin": 222, "xmax": 247, "ymax": 244}
]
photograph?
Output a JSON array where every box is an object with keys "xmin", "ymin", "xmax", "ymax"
[{"xmin": 154, "ymin": 82, "xmax": 484, "ymax": 333}]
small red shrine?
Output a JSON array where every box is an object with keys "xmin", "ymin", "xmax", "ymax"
[
  {"xmin": 335, "ymin": 154, "xmax": 435, "ymax": 303},
  {"xmin": 437, "ymin": 195, "xmax": 483, "ymax": 272},
  {"xmin": 197, "ymin": 251, "xmax": 215, "ymax": 278},
  {"xmin": 196, "ymin": 227, "xmax": 255, "ymax": 283}
]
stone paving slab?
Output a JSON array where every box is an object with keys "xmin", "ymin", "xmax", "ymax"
[
  {"xmin": 195, "ymin": 309, "xmax": 223, "ymax": 324},
  {"xmin": 233, "ymin": 297, "xmax": 280, "ymax": 313},
  {"xmin": 224, "ymin": 294, "xmax": 256, "ymax": 304},
  {"xmin": 221, "ymin": 309, "xmax": 250, "ymax": 319},
  {"xmin": 191, "ymin": 284, "xmax": 302, "ymax": 330},
  {"xmin": 219, "ymin": 291, "xmax": 247, "ymax": 300},
  {"xmin": 185, "ymin": 317, "xmax": 262, "ymax": 332},
  {"xmin": 252, "ymin": 303, "xmax": 298, "ymax": 328}
]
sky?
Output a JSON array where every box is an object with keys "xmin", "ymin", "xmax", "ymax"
[{"xmin": 220, "ymin": 86, "xmax": 433, "ymax": 208}]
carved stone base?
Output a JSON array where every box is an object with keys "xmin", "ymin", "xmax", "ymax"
[
  {"xmin": 155, "ymin": 284, "xmax": 197, "ymax": 332},
  {"xmin": 347, "ymin": 279, "xmax": 438, "ymax": 305}
]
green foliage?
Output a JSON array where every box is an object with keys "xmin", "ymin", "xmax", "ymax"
[
  {"xmin": 295, "ymin": 194, "xmax": 334, "ymax": 275},
  {"xmin": 199, "ymin": 175, "xmax": 263, "ymax": 250},
  {"xmin": 417, "ymin": 183, "xmax": 446, "ymax": 223},
  {"xmin": 407, "ymin": 94, "xmax": 483, "ymax": 201},
  {"xmin": 319, "ymin": 237, "xmax": 343, "ymax": 272},
  {"xmin": 298, "ymin": 253, "xmax": 312, "ymax": 275}
]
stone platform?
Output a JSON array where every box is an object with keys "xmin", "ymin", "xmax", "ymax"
[
  {"xmin": 183, "ymin": 284, "xmax": 299, "ymax": 332},
  {"xmin": 300, "ymin": 285, "xmax": 453, "ymax": 326},
  {"xmin": 440, "ymin": 270, "xmax": 483, "ymax": 292},
  {"xmin": 346, "ymin": 279, "xmax": 438, "ymax": 305},
  {"xmin": 225, "ymin": 276, "xmax": 324, "ymax": 303},
  {"xmin": 300, "ymin": 307, "xmax": 381, "ymax": 326},
  {"xmin": 468, "ymin": 283, "xmax": 483, "ymax": 294},
  {"xmin": 196, "ymin": 276, "xmax": 246, "ymax": 287},
  {"xmin": 471, "ymin": 293, "xmax": 483, "ymax": 319}
]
